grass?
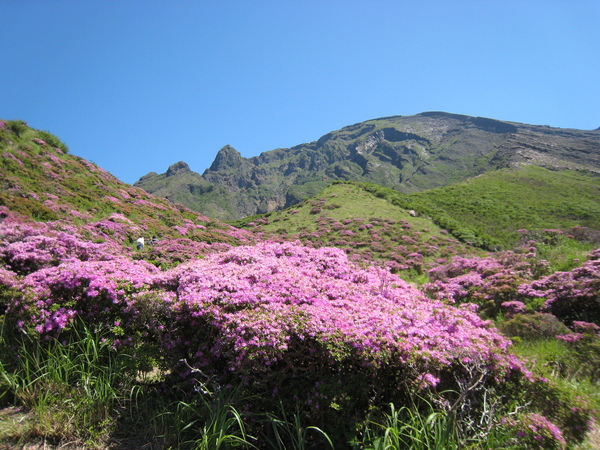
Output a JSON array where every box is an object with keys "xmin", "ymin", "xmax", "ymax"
[
  {"xmin": 9, "ymin": 316, "xmax": 593, "ymax": 449},
  {"xmin": 264, "ymin": 400, "xmax": 333, "ymax": 450},
  {"xmin": 0, "ymin": 321, "xmax": 130, "ymax": 446},
  {"xmin": 512, "ymin": 338, "xmax": 600, "ymax": 411},
  {"xmin": 356, "ymin": 401, "xmax": 464, "ymax": 450},
  {"xmin": 535, "ymin": 237, "xmax": 597, "ymax": 272}
]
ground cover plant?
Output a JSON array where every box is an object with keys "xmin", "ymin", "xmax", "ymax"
[{"xmin": 1, "ymin": 121, "xmax": 599, "ymax": 448}]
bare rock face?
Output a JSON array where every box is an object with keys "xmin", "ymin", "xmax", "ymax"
[
  {"xmin": 166, "ymin": 161, "xmax": 191, "ymax": 177},
  {"xmin": 134, "ymin": 112, "xmax": 600, "ymax": 221},
  {"xmin": 208, "ymin": 146, "xmax": 245, "ymax": 171}
]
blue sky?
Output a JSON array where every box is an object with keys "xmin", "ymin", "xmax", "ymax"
[{"xmin": 2, "ymin": 1, "xmax": 599, "ymax": 184}]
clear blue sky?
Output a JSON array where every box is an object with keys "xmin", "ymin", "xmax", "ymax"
[{"xmin": 2, "ymin": 1, "xmax": 599, "ymax": 184}]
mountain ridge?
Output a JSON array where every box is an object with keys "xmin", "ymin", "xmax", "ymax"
[{"xmin": 134, "ymin": 112, "xmax": 600, "ymax": 221}]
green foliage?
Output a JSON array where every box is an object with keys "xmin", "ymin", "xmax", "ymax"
[
  {"xmin": 499, "ymin": 313, "xmax": 571, "ymax": 341},
  {"xmin": 406, "ymin": 166, "xmax": 600, "ymax": 249},
  {"xmin": 35, "ymin": 130, "xmax": 70, "ymax": 153},
  {"xmin": 0, "ymin": 321, "xmax": 131, "ymax": 445},
  {"xmin": 264, "ymin": 400, "xmax": 333, "ymax": 450},
  {"xmin": 556, "ymin": 325, "xmax": 600, "ymax": 382},
  {"xmin": 532, "ymin": 231, "xmax": 597, "ymax": 272},
  {"xmin": 354, "ymin": 401, "xmax": 466, "ymax": 450},
  {"xmin": 157, "ymin": 383, "xmax": 255, "ymax": 450},
  {"xmin": 517, "ymin": 379, "xmax": 593, "ymax": 445},
  {"xmin": 511, "ymin": 339, "xmax": 598, "ymax": 444},
  {"xmin": 6, "ymin": 120, "xmax": 28, "ymax": 138}
]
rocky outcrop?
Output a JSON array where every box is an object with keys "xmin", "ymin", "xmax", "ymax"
[{"xmin": 166, "ymin": 161, "xmax": 191, "ymax": 177}]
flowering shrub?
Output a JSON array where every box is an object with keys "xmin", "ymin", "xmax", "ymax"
[
  {"xmin": 518, "ymin": 248, "xmax": 600, "ymax": 326},
  {"xmin": 424, "ymin": 249, "xmax": 555, "ymax": 318},
  {"xmin": 501, "ymin": 300, "xmax": 526, "ymax": 317},
  {"xmin": 12, "ymin": 256, "xmax": 159, "ymax": 337},
  {"xmin": 2, "ymin": 216, "xmax": 534, "ymax": 433},
  {"xmin": 501, "ymin": 413, "xmax": 566, "ymax": 449}
]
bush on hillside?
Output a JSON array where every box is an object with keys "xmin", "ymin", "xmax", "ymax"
[
  {"xmin": 1, "ymin": 212, "xmax": 540, "ymax": 441},
  {"xmin": 498, "ymin": 313, "xmax": 571, "ymax": 341},
  {"xmin": 35, "ymin": 130, "xmax": 70, "ymax": 153},
  {"xmin": 519, "ymin": 248, "xmax": 600, "ymax": 326}
]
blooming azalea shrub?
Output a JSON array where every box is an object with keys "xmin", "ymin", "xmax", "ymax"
[
  {"xmin": 518, "ymin": 248, "xmax": 600, "ymax": 326},
  {"xmin": 142, "ymin": 242, "xmax": 538, "ymax": 438},
  {"xmin": 0, "ymin": 204, "xmax": 595, "ymax": 446},
  {"xmin": 1, "ymin": 222, "xmax": 122, "ymax": 275},
  {"xmin": 423, "ymin": 245, "xmax": 600, "ymax": 332},
  {"xmin": 500, "ymin": 413, "xmax": 567, "ymax": 449},
  {"xmin": 2, "ymin": 217, "xmax": 536, "ymax": 438},
  {"xmin": 423, "ymin": 252, "xmax": 542, "ymax": 318}
]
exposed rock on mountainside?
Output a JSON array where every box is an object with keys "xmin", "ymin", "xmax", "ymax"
[{"xmin": 134, "ymin": 112, "xmax": 600, "ymax": 221}]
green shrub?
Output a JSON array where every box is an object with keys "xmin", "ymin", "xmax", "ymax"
[
  {"xmin": 498, "ymin": 313, "xmax": 571, "ymax": 341},
  {"xmin": 555, "ymin": 322, "xmax": 600, "ymax": 382},
  {"xmin": 36, "ymin": 130, "xmax": 69, "ymax": 153},
  {"xmin": 520, "ymin": 379, "xmax": 593, "ymax": 445},
  {"xmin": 6, "ymin": 120, "xmax": 28, "ymax": 138}
]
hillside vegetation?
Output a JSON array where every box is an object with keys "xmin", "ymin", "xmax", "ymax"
[
  {"xmin": 0, "ymin": 119, "xmax": 257, "ymax": 253},
  {"xmin": 1, "ymin": 119, "xmax": 599, "ymax": 449},
  {"xmin": 404, "ymin": 166, "xmax": 600, "ymax": 249}
]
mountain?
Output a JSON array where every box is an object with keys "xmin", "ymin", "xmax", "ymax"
[{"xmin": 134, "ymin": 112, "xmax": 600, "ymax": 221}]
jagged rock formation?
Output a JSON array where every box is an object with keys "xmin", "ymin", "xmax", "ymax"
[{"xmin": 134, "ymin": 112, "xmax": 600, "ymax": 221}]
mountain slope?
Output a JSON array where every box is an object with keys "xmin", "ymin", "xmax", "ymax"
[
  {"xmin": 134, "ymin": 112, "xmax": 600, "ymax": 221},
  {"xmin": 0, "ymin": 119, "xmax": 256, "ymax": 254}
]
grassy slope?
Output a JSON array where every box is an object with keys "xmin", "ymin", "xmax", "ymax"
[
  {"xmin": 232, "ymin": 168, "xmax": 600, "ymax": 277},
  {"xmin": 406, "ymin": 165, "xmax": 600, "ymax": 249},
  {"xmin": 0, "ymin": 120, "xmax": 252, "ymax": 247},
  {"xmin": 231, "ymin": 181, "xmax": 487, "ymax": 282}
]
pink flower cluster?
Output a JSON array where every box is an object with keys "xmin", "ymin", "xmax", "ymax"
[
  {"xmin": 423, "ymin": 250, "xmax": 555, "ymax": 317},
  {"xmin": 503, "ymin": 413, "xmax": 566, "ymax": 449},
  {"xmin": 1, "ymin": 210, "xmax": 529, "ymax": 406},
  {"xmin": 518, "ymin": 249, "xmax": 600, "ymax": 325},
  {"xmin": 158, "ymin": 241, "xmax": 519, "ymax": 371}
]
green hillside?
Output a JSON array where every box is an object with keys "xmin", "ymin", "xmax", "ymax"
[
  {"xmin": 402, "ymin": 166, "xmax": 600, "ymax": 249},
  {"xmin": 0, "ymin": 120, "xmax": 255, "ymax": 250},
  {"xmin": 231, "ymin": 181, "xmax": 487, "ymax": 282}
]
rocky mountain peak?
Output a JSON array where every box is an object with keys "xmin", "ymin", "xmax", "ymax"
[
  {"xmin": 166, "ymin": 161, "xmax": 191, "ymax": 177},
  {"xmin": 208, "ymin": 145, "xmax": 244, "ymax": 172}
]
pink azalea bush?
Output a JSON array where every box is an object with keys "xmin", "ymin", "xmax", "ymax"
[
  {"xmin": 152, "ymin": 242, "xmax": 525, "ymax": 383},
  {"xmin": 518, "ymin": 248, "xmax": 600, "ymax": 325},
  {"xmin": 2, "ymin": 212, "xmax": 534, "ymax": 428},
  {"xmin": 0, "ymin": 204, "xmax": 593, "ymax": 445},
  {"xmin": 424, "ymin": 249, "xmax": 554, "ymax": 317},
  {"xmin": 501, "ymin": 413, "xmax": 566, "ymax": 449}
]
